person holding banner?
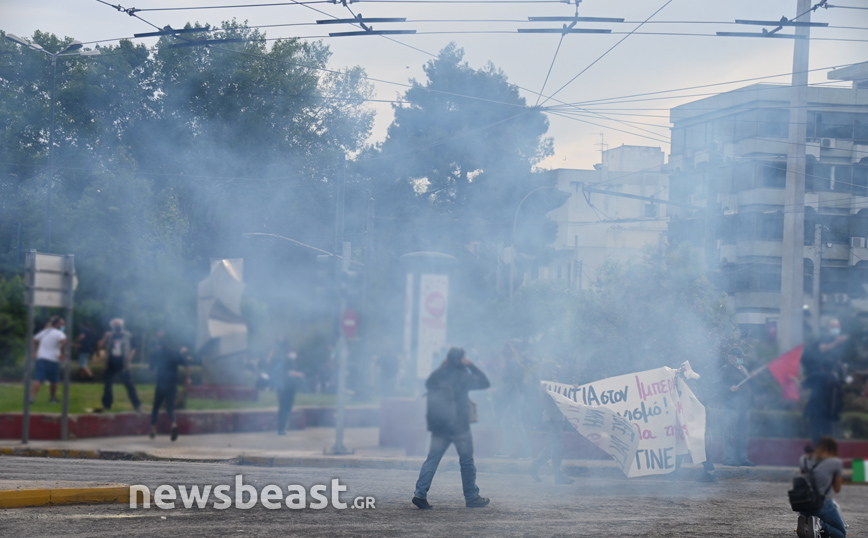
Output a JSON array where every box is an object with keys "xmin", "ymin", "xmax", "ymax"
[
  {"xmin": 716, "ymin": 348, "xmax": 755, "ymax": 467},
  {"xmin": 529, "ymin": 384, "xmax": 574, "ymax": 485}
]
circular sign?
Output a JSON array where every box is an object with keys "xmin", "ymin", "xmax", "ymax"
[
  {"xmin": 425, "ymin": 291, "xmax": 446, "ymax": 317},
  {"xmin": 341, "ymin": 309, "xmax": 358, "ymax": 339}
]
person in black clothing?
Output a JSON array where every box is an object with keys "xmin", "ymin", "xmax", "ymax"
[
  {"xmin": 75, "ymin": 322, "xmax": 96, "ymax": 380},
  {"xmin": 802, "ymin": 318, "xmax": 848, "ymax": 379},
  {"xmin": 268, "ymin": 336, "xmax": 305, "ymax": 435},
  {"xmin": 412, "ymin": 347, "xmax": 491, "ymax": 510},
  {"xmin": 149, "ymin": 330, "xmax": 191, "ymax": 441},
  {"xmin": 716, "ymin": 348, "xmax": 755, "ymax": 467},
  {"xmin": 98, "ymin": 318, "xmax": 141, "ymax": 412},
  {"xmin": 803, "ymin": 360, "xmax": 843, "ymax": 448}
]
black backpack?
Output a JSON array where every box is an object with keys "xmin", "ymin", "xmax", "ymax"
[
  {"xmin": 788, "ymin": 459, "xmax": 832, "ymax": 512},
  {"xmin": 426, "ymin": 383, "xmax": 457, "ymax": 432}
]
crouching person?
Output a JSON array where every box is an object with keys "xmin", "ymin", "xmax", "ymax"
[
  {"xmin": 796, "ymin": 436, "xmax": 846, "ymax": 538},
  {"xmin": 412, "ymin": 347, "xmax": 491, "ymax": 510}
]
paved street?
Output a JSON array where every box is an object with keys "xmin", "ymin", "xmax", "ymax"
[{"xmin": 2, "ymin": 456, "xmax": 866, "ymax": 537}]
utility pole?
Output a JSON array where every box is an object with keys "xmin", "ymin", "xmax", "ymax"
[
  {"xmin": 811, "ymin": 223, "xmax": 822, "ymax": 337},
  {"xmin": 778, "ymin": 0, "xmax": 812, "ymax": 351}
]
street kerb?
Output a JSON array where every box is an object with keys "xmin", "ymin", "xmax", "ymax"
[{"xmin": 0, "ymin": 485, "xmax": 130, "ymax": 509}]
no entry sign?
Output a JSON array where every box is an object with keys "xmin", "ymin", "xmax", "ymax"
[{"xmin": 341, "ymin": 309, "xmax": 358, "ymax": 339}]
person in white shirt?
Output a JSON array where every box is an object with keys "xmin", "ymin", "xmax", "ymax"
[{"xmin": 32, "ymin": 315, "xmax": 67, "ymax": 404}]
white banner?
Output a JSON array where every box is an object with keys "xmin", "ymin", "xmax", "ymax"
[
  {"xmin": 416, "ymin": 274, "xmax": 448, "ymax": 379},
  {"xmin": 543, "ymin": 362, "xmax": 706, "ymax": 477}
]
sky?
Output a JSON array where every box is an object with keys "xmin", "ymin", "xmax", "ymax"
[{"xmin": 2, "ymin": 0, "xmax": 866, "ymax": 170}]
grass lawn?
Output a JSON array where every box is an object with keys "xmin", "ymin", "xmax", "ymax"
[{"xmin": 0, "ymin": 383, "xmax": 358, "ymax": 415}]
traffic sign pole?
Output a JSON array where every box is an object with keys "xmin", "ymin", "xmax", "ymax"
[
  {"xmin": 21, "ymin": 250, "xmax": 36, "ymax": 444},
  {"xmin": 60, "ymin": 253, "xmax": 74, "ymax": 441}
]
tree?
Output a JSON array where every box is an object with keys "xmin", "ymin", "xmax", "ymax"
[{"xmin": 361, "ymin": 43, "xmax": 559, "ymax": 254}]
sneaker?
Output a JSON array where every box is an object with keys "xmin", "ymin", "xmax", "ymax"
[
  {"xmin": 49, "ymin": 398, "xmax": 59, "ymax": 404},
  {"xmin": 797, "ymin": 515, "xmax": 808, "ymax": 538},
  {"xmin": 695, "ymin": 471, "xmax": 717, "ymax": 483},
  {"xmin": 554, "ymin": 474, "xmax": 575, "ymax": 485},
  {"xmin": 799, "ymin": 516, "xmax": 820, "ymax": 538},
  {"xmin": 740, "ymin": 460, "xmax": 757, "ymax": 467},
  {"xmin": 149, "ymin": 431, "xmax": 155, "ymax": 439},
  {"xmin": 465, "ymin": 495, "xmax": 490, "ymax": 508},
  {"xmin": 170, "ymin": 424, "xmax": 179, "ymax": 442},
  {"xmin": 810, "ymin": 516, "xmax": 822, "ymax": 538},
  {"xmin": 411, "ymin": 497, "xmax": 432, "ymax": 510}
]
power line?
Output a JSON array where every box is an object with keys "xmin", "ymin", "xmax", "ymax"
[{"xmin": 540, "ymin": 0, "xmax": 674, "ymax": 106}]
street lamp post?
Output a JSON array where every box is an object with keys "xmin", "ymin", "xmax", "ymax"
[
  {"xmin": 5, "ymin": 34, "xmax": 100, "ymax": 252},
  {"xmin": 509, "ymin": 185, "xmax": 559, "ymax": 302}
]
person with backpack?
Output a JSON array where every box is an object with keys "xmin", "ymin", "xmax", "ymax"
[
  {"xmin": 791, "ymin": 436, "xmax": 846, "ymax": 538},
  {"xmin": 412, "ymin": 347, "xmax": 491, "ymax": 510}
]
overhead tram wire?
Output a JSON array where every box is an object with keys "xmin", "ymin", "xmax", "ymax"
[{"xmin": 539, "ymin": 0, "xmax": 674, "ymax": 106}]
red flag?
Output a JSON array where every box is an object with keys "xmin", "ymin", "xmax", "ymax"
[{"xmin": 767, "ymin": 345, "xmax": 803, "ymax": 401}]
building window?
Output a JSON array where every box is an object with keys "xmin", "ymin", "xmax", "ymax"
[
  {"xmin": 821, "ymin": 215, "xmax": 850, "ymax": 244},
  {"xmin": 834, "ymin": 165, "xmax": 853, "ymax": 193},
  {"xmin": 817, "ymin": 112, "xmax": 854, "ymax": 140},
  {"xmin": 757, "ymin": 265, "xmax": 782, "ymax": 291},
  {"xmin": 758, "ymin": 212, "xmax": 784, "ymax": 241},
  {"xmin": 761, "ymin": 161, "xmax": 787, "ymax": 189},
  {"xmin": 759, "ymin": 108, "xmax": 789, "ymax": 138}
]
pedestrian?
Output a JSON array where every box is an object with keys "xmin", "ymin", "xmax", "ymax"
[
  {"xmin": 529, "ymin": 383, "xmax": 574, "ymax": 484},
  {"xmin": 716, "ymin": 348, "xmax": 755, "ymax": 467},
  {"xmin": 497, "ymin": 344, "xmax": 532, "ymax": 458},
  {"xmin": 98, "ymin": 318, "xmax": 141, "ymax": 412},
  {"xmin": 148, "ymin": 330, "xmax": 191, "ymax": 441},
  {"xmin": 268, "ymin": 337, "xmax": 305, "ymax": 436},
  {"xmin": 412, "ymin": 347, "xmax": 491, "ymax": 510},
  {"xmin": 74, "ymin": 321, "xmax": 96, "ymax": 380},
  {"xmin": 795, "ymin": 436, "xmax": 846, "ymax": 538},
  {"xmin": 803, "ymin": 360, "xmax": 844, "ymax": 448},
  {"xmin": 31, "ymin": 315, "xmax": 67, "ymax": 404},
  {"xmin": 802, "ymin": 318, "xmax": 848, "ymax": 379}
]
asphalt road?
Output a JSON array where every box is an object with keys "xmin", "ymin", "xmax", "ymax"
[{"xmin": 1, "ymin": 457, "xmax": 865, "ymax": 537}]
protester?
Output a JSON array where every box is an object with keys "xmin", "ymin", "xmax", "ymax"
[
  {"xmin": 795, "ymin": 436, "xmax": 846, "ymax": 538},
  {"xmin": 98, "ymin": 318, "xmax": 141, "ymax": 412},
  {"xmin": 497, "ymin": 344, "xmax": 532, "ymax": 458},
  {"xmin": 803, "ymin": 360, "xmax": 844, "ymax": 448},
  {"xmin": 74, "ymin": 321, "xmax": 96, "ymax": 380},
  {"xmin": 412, "ymin": 347, "xmax": 491, "ymax": 509},
  {"xmin": 31, "ymin": 315, "xmax": 67, "ymax": 404},
  {"xmin": 268, "ymin": 337, "xmax": 305, "ymax": 436},
  {"xmin": 803, "ymin": 318, "xmax": 848, "ymax": 378},
  {"xmin": 716, "ymin": 348, "xmax": 755, "ymax": 467},
  {"xmin": 149, "ymin": 330, "xmax": 191, "ymax": 441},
  {"xmin": 529, "ymin": 383, "xmax": 574, "ymax": 484}
]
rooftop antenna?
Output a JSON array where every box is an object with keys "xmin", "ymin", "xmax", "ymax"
[{"xmin": 595, "ymin": 133, "xmax": 608, "ymax": 165}]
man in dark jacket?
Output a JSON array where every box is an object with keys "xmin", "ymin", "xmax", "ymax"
[
  {"xmin": 148, "ymin": 330, "xmax": 191, "ymax": 441},
  {"xmin": 716, "ymin": 348, "xmax": 755, "ymax": 467},
  {"xmin": 412, "ymin": 347, "xmax": 491, "ymax": 510}
]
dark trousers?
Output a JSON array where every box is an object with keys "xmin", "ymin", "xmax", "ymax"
[
  {"xmin": 102, "ymin": 357, "xmax": 141, "ymax": 410},
  {"xmin": 151, "ymin": 382, "xmax": 177, "ymax": 425},
  {"xmin": 277, "ymin": 387, "xmax": 297, "ymax": 434},
  {"xmin": 810, "ymin": 416, "xmax": 835, "ymax": 448},
  {"xmin": 532, "ymin": 419, "xmax": 565, "ymax": 473}
]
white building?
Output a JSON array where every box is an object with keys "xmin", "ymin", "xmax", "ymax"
[{"xmin": 539, "ymin": 145, "xmax": 669, "ymax": 289}]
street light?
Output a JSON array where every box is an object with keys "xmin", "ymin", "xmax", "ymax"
[
  {"xmin": 509, "ymin": 185, "xmax": 559, "ymax": 301},
  {"xmin": 5, "ymin": 34, "xmax": 100, "ymax": 252}
]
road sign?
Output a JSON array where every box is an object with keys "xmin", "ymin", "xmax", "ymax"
[
  {"xmin": 341, "ymin": 309, "xmax": 358, "ymax": 339},
  {"xmin": 26, "ymin": 253, "xmax": 77, "ymax": 307}
]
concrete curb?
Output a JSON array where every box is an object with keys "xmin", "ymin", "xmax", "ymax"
[
  {"xmin": 0, "ymin": 485, "xmax": 130, "ymax": 509},
  {"xmin": 2, "ymin": 446, "xmax": 801, "ymax": 482}
]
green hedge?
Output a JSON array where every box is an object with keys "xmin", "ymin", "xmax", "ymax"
[{"xmin": 720, "ymin": 409, "xmax": 868, "ymax": 440}]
